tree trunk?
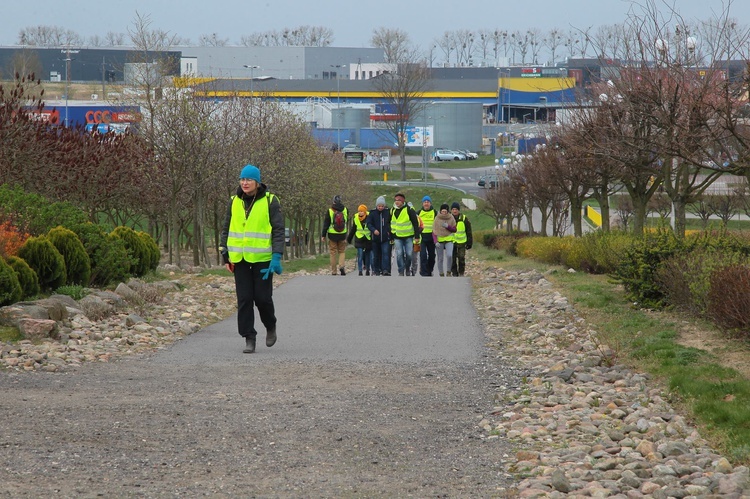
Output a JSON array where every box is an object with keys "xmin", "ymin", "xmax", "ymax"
[
  {"xmin": 570, "ymin": 198, "xmax": 583, "ymax": 237},
  {"xmin": 671, "ymin": 198, "xmax": 687, "ymax": 239}
]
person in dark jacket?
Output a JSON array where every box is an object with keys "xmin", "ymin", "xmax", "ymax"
[
  {"xmin": 346, "ymin": 204, "xmax": 373, "ymax": 276},
  {"xmin": 219, "ymin": 164, "xmax": 284, "ymax": 354},
  {"xmin": 367, "ymin": 195, "xmax": 392, "ymax": 276},
  {"xmin": 450, "ymin": 201, "xmax": 473, "ymax": 277},
  {"xmin": 390, "ymin": 193, "xmax": 421, "ymax": 276},
  {"xmin": 321, "ymin": 195, "xmax": 349, "ymax": 275}
]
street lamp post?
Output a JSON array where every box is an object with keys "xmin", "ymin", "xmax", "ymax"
[
  {"xmin": 331, "ymin": 64, "xmax": 346, "ymax": 149},
  {"xmin": 243, "ymin": 64, "xmax": 260, "ymax": 98},
  {"xmin": 64, "ymin": 50, "xmax": 72, "ymax": 127}
]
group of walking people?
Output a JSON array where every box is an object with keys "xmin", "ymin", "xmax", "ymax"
[
  {"xmin": 322, "ymin": 192, "xmax": 473, "ymax": 278},
  {"xmin": 219, "ymin": 163, "xmax": 476, "ymax": 354}
]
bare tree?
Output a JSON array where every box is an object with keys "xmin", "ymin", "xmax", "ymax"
[
  {"xmin": 435, "ymin": 32, "xmax": 455, "ymax": 67},
  {"xmin": 198, "ymin": 33, "xmax": 228, "ymax": 47},
  {"xmin": 453, "ymin": 29, "xmax": 475, "ymax": 66},
  {"xmin": 371, "ymin": 27, "xmax": 412, "ymax": 64},
  {"xmin": 17, "ymin": 25, "xmax": 82, "ymax": 47},
  {"xmin": 105, "ymin": 31, "xmax": 126, "ymax": 46},
  {"xmin": 527, "ymin": 28, "xmax": 543, "ymax": 64},
  {"xmin": 369, "ymin": 60, "xmax": 431, "ymax": 181},
  {"xmin": 545, "ymin": 28, "xmax": 564, "ymax": 65}
]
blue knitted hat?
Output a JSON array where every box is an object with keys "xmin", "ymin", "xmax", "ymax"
[
  {"xmin": 422, "ymin": 195, "xmax": 432, "ymax": 203},
  {"xmin": 239, "ymin": 164, "xmax": 261, "ymax": 182}
]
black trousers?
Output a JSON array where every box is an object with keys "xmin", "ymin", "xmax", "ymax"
[
  {"xmin": 451, "ymin": 244, "xmax": 467, "ymax": 276},
  {"xmin": 233, "ymin": 260, "xmax": 276, "ymax": 339},
  {"xmin": 419, "ymin": 234, "xmax": 436, "ymax": 276}
]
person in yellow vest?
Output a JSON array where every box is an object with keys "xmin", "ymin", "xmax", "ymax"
[
  {"xmin": 432, "ymin": 203, "xmax": 457, "ymax": 277},
  {"xmin": 220, "ymin": 164, "xmax": 284, "ymax": 354},
  {"xmin": 321, "ymin": 195, "xmax": 349, "ymax": 276},
  {"xmin": 450, "ymin": 201, "xmax": 473, "ymax": 277},
  {"xmin": 390, "ymin": 193, "xmax": 421, "ymax": 276},
  {"xmin": 346, "ymin": 204, "xmax": 372, "ymax": 276},
  {"xmin": 417, "ymin": 195, "xmax": 437, "ymax": 276}
]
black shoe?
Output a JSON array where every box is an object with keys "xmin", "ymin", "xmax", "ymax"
[
  {"xmin": 382, "ymin": 271, "xmax": 390, "ymax": 276},
  {"xmin": 366, "ymin": 270, "xmax": 370, "ymax": 276},
  {"xmin": 266, "ymin": 327, "xmax": 277, "ymax": 347},
  {"xmin": 340, "ymin": 267, "xmax": 346, "ymax": 276},
  {"xmin": 243, "ymin": 337, "xmax": 256, "ymax": 354},
  {"xmin": 359, "ymin": 271, "xmax": 363, "ymax": 276}
]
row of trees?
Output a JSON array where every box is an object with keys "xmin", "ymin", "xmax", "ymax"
[
  {"xmin": 482, "ymin": 1, "xmax": 750, "ymax": 240},
  {"xmin": 2, "ymin": 15, "xmax": 369, "ymax": 270}
]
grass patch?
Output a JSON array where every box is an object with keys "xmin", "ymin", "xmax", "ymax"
[
  {"xmin": 546, "ymin": 267, "xmax": 750, "ymax": 464},
  {"xmin": 0, "ymin": 326, "xmax": 23, "ymax": 343}
]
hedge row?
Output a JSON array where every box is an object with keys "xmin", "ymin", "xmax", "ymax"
[{"xmin": 489, "ymin": 229, "xmax": 750, "ymax": 339}]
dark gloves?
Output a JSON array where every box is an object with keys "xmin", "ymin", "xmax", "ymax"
[
  {"xmin": 221, "ymin": 248, "xmax": 229, "ymax": 265},
  {"xmin": 261, "ymin": 253, "xmax": 283, "ymax": 280},
  {"xmin": 466, "ymin": 244, "xmax": 472, "ymax": 250}
]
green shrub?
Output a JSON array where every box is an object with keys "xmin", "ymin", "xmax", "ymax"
[
  {"xmin": 70, "ymin": 222, "xmax": 132, "ymax": 286},
  {"xmin": 0, "ymin": 257, "xmax": 22, "ymax": 306},
  {"xmin": 16, "ymin": 236, "xmax": 67, "ymax": 292},
  {"xmin": 137, "ymin": 231, "xmax": 161, "ymax": 272},
  {"xmin": 111, "ymin": 226, "xmax": 149, "ymax": 276},
  {"xmin": 565, "ymin": 230, "xmax": 635, "ymax": 274},
  {"xmin": 515, "ymin": 236, "xmax": 572, "ymax": 265},
  {"xmin": 54, "ymin": 285, "xmax": 88, "ymax": 301},
  {"xmin": 5, "ymin": 255, "xmax": 39, "ymax": 300},
  {"xmin": 614, "ymin": 228, "xmax": 683, "ymax": 308},
  {"xmin": 656, "ymin": 248, "xmax": 748, "ymax": 315},
  {"xmin": 47, "ymin": 226, "xmax": 91, "ymax": 286},
  {"xmin": 0, "ymin": 185, "xmax": 88, "ymax": 236}
]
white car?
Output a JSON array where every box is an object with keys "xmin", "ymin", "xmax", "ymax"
[
  {"xmin": 460, "ymin": 149, "xmax": 479, "ymax": 160},
  {"xmin": 433, "ymin": 149, "xmax": 466, "ymax": 161}
]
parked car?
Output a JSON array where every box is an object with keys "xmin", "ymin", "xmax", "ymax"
[
  {"xmin": 433, "ymin": 149, "xmax": 466, "ymax": 161},
  {"xmin": 478, "ymin": 174, "xmax": 500, "ymax": 188},
  {"xmin": 341, "ymin": 144, "xmax": 360, "ymax": 152},
  {"xmin": 460, "ymin": 149, "xmax": 478, "ymax": 160}
]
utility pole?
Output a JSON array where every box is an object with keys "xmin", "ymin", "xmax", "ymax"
[{"xmin": 64, "ymin": 47, "xmax": 72, "ymax": 127}]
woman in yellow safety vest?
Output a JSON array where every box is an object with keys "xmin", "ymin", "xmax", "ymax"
[
  {"xmin": 346, "ymin": 204, "xmax": 373, "ymax": 276},
  {"xmin": 220, "ymin": 164, "xmax": 285, "ymax": 354}
]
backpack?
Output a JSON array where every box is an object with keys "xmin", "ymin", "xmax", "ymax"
[{"xmin": 333, "ymin": 209, "xmax": 346, "ymax": 232}]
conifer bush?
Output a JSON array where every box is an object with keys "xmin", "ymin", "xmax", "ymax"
[
  {"xmin": 137, "ymin": 231, "xmax": 161, "ymax": 272},
  {"xmin": 0, "ymin": 257, "xmax": 22, "ymax": 306},
  {"xmin": 111, "ymin": 226, "xmax": 149, "ymax": 276},
  {"xmin": 16, "ymin": 236, "xmax": 67, "ymax": 292},
  {"xmin": 71, "ymin": 223, "xmax": 132, "ymax": 286},
  {"xmin": 47, "ymin": 226, "xmax": 91, "ymax": 286},
  {"xmin": 5, "ymin": 255, "xmax": 39, "ymax": 300}
]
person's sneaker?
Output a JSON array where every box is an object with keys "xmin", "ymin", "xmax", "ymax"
[
  {"xmin": 339, "ymin": 267, "xmax": 346, "ymax": 276},
  {"xmin": 358, "ymin": 270, "xmax": 363, "ymax": 276},
  {"xmin": 366, "ymin": 270, "xmax": 370, "ymax": 276},
  {"xmin": 398, "ymin": 271, "xmax": 404, "ymax": 276},
  {"xmin": 243, "ymin": 337, "xmax": 256, "ymax": 354},
  {"xmin": 266, "ymin": 326, "xmax": 277, "ymax": 347},
  {"xmin": 382, "ymin": 271, "xmax": 390, "ymax": 276}
]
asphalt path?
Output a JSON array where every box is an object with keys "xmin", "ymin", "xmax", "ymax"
[{"xmin": 159, "ymin": 274, "xmax": 484, "ymax": 364}]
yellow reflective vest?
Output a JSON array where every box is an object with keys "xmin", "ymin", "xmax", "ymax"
[
  {"xmin": 418, "ymin": 209, "xmax": 436, "ymax": 234},
  {"xmin": 454, "ymin": 214, "xmax": 467, "ymax": 244},
  {"xmin": 390, "ymin": 207, "xmax": 415, "ymax": 237},
  {"xmin": 226, "ymin": 193, "xmax": 274, "ymax": 263},
  {"xmin": 354, "ymin": 217, "xmax": 371, "ymax": 240}
]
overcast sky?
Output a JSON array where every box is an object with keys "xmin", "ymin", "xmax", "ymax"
[{"xmin": 1, "ymin": 0, "xmax": 747, "ymax": 50}]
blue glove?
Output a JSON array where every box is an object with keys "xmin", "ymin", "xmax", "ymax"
[{"xmin": 261, "ymin": 253, "xmax": 283, "ymax": 280}]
